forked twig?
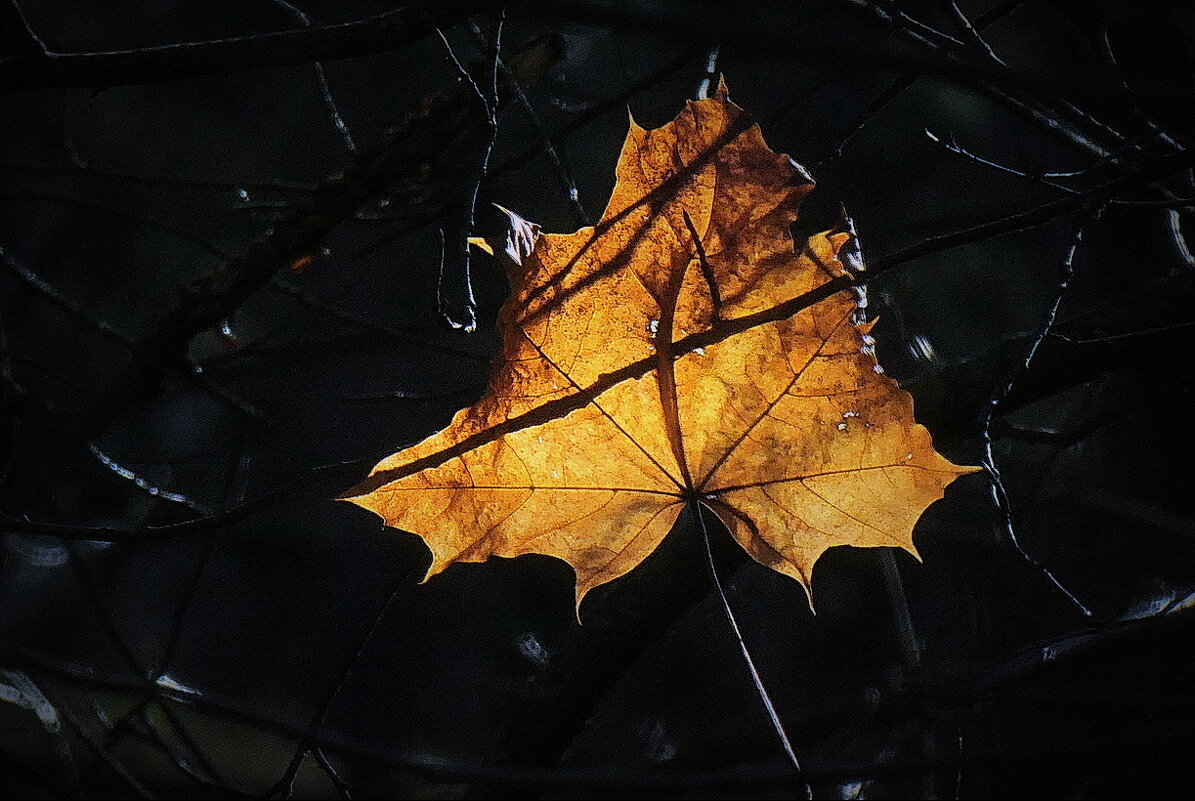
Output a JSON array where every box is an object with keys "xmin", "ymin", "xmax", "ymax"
[
  {"xmin": 434, "ymin": 13, "xmax": 504, "ymax": 331},
  {"xmin": 468, "ymin": 19, "xmax": 592, "ymax": 226},
  {"xmin": 979, "ymin": 208, "xmax": 1105, "ymax": 617}
]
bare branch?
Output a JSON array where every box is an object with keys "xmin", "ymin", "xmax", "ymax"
[
  {"xmin": 0, "ymin": 459, "xmax": 367, "ymax": 542},
  {"xmin": 979, "ymin": 209, "xmax": 1103, "ymax": 617},
  {"xmin": 266, "ymin": 0, "xmax": 358, "ymax": 153},
  {"xmin": 941, "ymin": 0, "xmax": 1007, "ymax": 66},
  {"xmin": 0, "ymin": 0, "xmax": 493, "ymax": 94}
]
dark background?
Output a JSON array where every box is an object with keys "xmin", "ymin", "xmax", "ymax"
[{"xmin": 1, "ymin": 1, "xmax": 1193, "ymax": 798}]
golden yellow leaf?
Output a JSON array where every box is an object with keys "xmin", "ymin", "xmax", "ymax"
[{"xmin": 344, "ymin": 80, "xmax": 978, "ymax": 609}]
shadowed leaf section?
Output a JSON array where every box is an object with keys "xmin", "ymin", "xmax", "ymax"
[{"xmin": 344, "ymin": 80, "xmax": 978, "ymax": 609}]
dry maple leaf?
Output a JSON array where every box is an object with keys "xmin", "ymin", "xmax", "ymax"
[{"xmin": 344, "ymin": 80, "xmax": 978, "ymax": 609}]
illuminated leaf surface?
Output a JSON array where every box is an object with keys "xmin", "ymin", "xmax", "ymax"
[{"xmin": 345, "ymin": 81, "xmax": 978, "ymax": 607}]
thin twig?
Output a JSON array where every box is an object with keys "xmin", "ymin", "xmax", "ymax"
[
  {"xmin": 467, "ymin": 19, "xmax": 592, "ymax": 226},
  {"xmin": 0, "ymin": 190, "xmax": 230, "ymax": 258},
  {"xmin": 0, "ymin": 459, "xmax": 368, "ymax": 542},
  {"xmin": 433, "ymin": 18, "xmax": 503, "ymax": 331},
  {"xmin": 13, "ymin": 639, "xmax": 1191, "ymax": 788},
  {"xmin": 823, "ymin": 75, "xmax": 911, "ymax": 162},
  {"xmin": 0, "ymin": 0, "xmax": 493, "ymax": 94},
  {"xmin": 266, "ymin": 0, "xmax": 358, "ymax": 153},
  {"xmin": 693, "ymin": 501, "xmax": 811, "ymax": 799},
  {"xmin": 942, "ymin": 0, "xmax": 1007, "ymax": 66},
  {"xmin": 151, "ymin": 701, "xmax": 250, "ymax": 794},
  {"xmin": 267, "ymin": 277, "xmax": 486, "ymax": 360},
  {"xmin": 350, "ymin": 46, "xmax": 705, "ymax": 264},
  {"xmin": 927, "ymin": 130, "xmax": 1188, "ymax": 209},
  {"xmin": 1099, "ymin": 29, "xmax": 1184, "ymax": 153},
  {"xmin": 1167, "ymin": 209, "xmax": 1194, "ymax": 270},
  {"xmin": 1051, "ymin": 318, "xmax": 1195, "ymax": 345},
  {"xmin": 0, "ymin": 161, "xmax": 315, "ymax": 192},
  {"xmin": 867, "ymin": 145, "xmax": 1195, "ymax": 272},
  {"xmin": 837, "ymin": 0, "xmax": 1194, "ymax": 207},
  {"xmin": 978, "ymin": 209, "xmax": 1104, "ymax": 617},
  {"xmin": 88, "ymin": 444, "xmax": 213, "ymax": 514},
  {"xmin": 312, "ymin": 748, "xmax": 353, "ymax": 799},
  {"xmin": 924, "ymin": 129, "xmax": 1079, "ymax": 194},
  {"xmin": 188, "ymin": 359, "xmax": 269, "ymax": 419},
  {"xmin": 270, "ymin": 565, "xmax": 419, "ymax": 798},
  {"xmin": 820, "ymin": 0, "xmax": 1025, "ymax": 162},
  {"xmin": 842, "ymin": 0, "xmax": 964, "ymax": 50},
  {"xmin": 435, "ymin": 27, "xmax": 489, "ymax": 108},
  {"xmin": 46, "ymin": 683, "xmax": 155, "ymax": 799},
  {"xmin": 0, "ymin": 240, "xmax": 143, "ymax": 375}
]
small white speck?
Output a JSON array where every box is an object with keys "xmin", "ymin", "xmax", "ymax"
[
  {"xmin": 842, "ymin": 411, "xmax": 858, "ymax": 418},
  {"xmin": 155, "ymin": 674, "xmax": 200, "ymax": 696},
  {"xmin": 236, "ymin": 188, "xmax": 249, "ymax": 201},
  {"xmin": 517, "ymin": 632, "xmax": 550, "ymax": 665},
  {"xmin": 873, "ymin": 363, "xmax": 885, "ymax": 374},
  {"xmin": 836, "ymin": 422, "xmax": 848, "ymax": 431},
  {"xmin": 694, "ymin": 347, "xmax": 705, "ymax": 356},
  {"xmin": 551, "ymin": 470, "xmax": 560, "ymax": 479},
  {"xmin": 537, "ymin": 436, "xmax": 544, "ymax": 444},
  {"xmin": 905, "ymin": 453, "xmax": 913, "ymax": 460}
]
